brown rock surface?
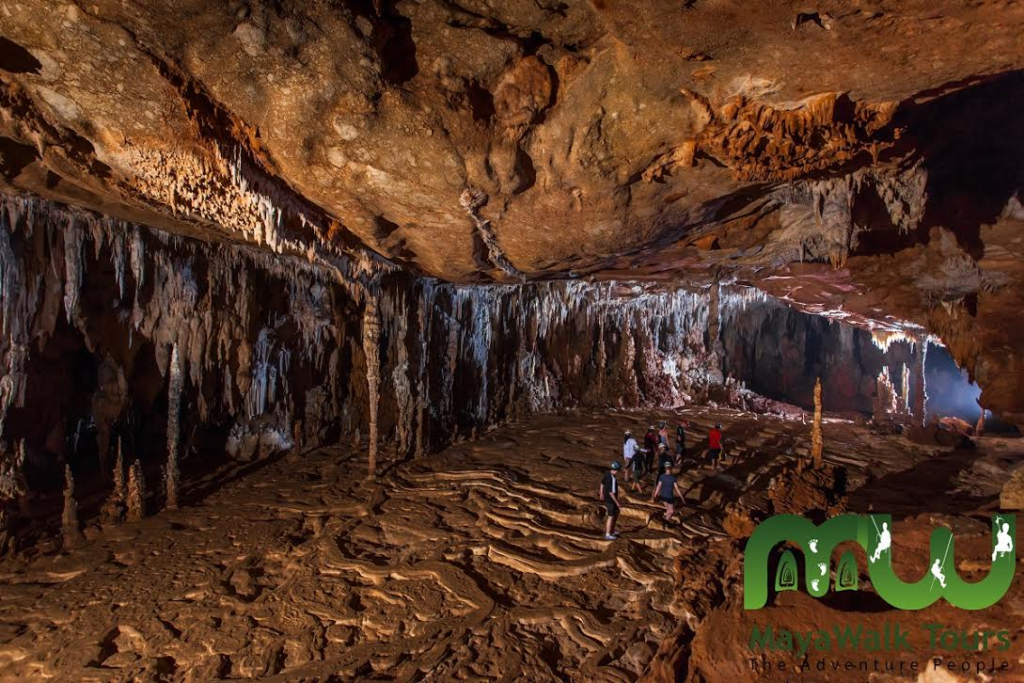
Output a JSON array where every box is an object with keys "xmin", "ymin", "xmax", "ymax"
[{"xmin": 2, "ymin": 1, "xmax": 1024, "ymax": 420}]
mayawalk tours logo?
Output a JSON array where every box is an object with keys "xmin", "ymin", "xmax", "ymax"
[
  {"xmin": 743, "ymin": 514, "xmax": 1018, "ymax": 677},
  {"xmin": 745, "ymin": 513, "xmax": 1016, "ymax": 610}
]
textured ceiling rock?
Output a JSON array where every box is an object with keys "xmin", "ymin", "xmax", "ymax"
[{"xmin": 1, "ymin": 0, "xmax": 1024, "ymax": 418}]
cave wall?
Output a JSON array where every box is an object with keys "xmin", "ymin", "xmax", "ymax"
[{"xmin": 0, "ymin": 196, "xmax": 898, "ymax": 551}]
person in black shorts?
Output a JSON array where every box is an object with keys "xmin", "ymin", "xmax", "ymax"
[
  {"xmin": 628, "ymin": 452, "xmax": 645, "ymax": 494},
  {"xmin": 598, "ymin": 462, "xmax": 623, "ymax": 540},
  {"xmin": 651, "ymin": 465, "xmax": 684, "ymax": 522}
]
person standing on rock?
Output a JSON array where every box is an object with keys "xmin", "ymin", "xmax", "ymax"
[
  {"xmin": 652, "ymin": 465, "xmax": 685, "ymax": 522},
  {"xmin": 628, "ymin": 450, "xmax": 645, "ymax": 494},
  {"xmin": 623, "ymin": 430, "xmax": 639, "ymax": 483},
  {"xmin": 643, "ymin": 426, "xmax": 658, "ymax": 475},
  {"xmin": 676, "ymin": 421, "xmax": 688, "ymax": 459},
  {"xmin": 658, "ymin": 421, "xmax": 669, "ymax": 447},
  {"xmin": 657, "ymin": 443, "xmax": 674, "ymax": 474},
  {"xmin": 599, "ymin": 462, "xmax": 623, "ymax": 540},
  {"xmin": 708, "ymin": 423, "xmax": 723, "ymax": 467}
]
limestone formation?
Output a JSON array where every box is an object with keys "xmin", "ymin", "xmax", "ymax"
[
  {"xmin": 873, "ymin": 367, "xmax": 898, "ymax": 424},
  {"xmin": 60, "ymin": 465, "xmax": 83, "ymax": 550},
  {"xmin": 362, "ymin": 295, "xmax": 381, "ymax": 479},
  {"xmin": 811, "ymin": 377, "xmax": 823, "ymax": 469},
  {"xmin": 1001, "ymin": 469, "xmax": 1024, "ymax": 511},
  {"xmin": 0, "ymin": 442, "xmax": 27, "ymax": 554},
  {"xmin": 913, "ymin": 338, "xmax": 929, "ymax": 426},
  {"xmin": 100, "ymin": 440, "xmax": 127, "ymax": 525},
  {"xmin": 127, "ymin": 461, "xmax": 147, "ymax": 522},
  {"xmin": 0, "ymin": 2, "xmax": 1021, "ymax": 425},
  {"xmin": 165, "ymin": 344, "xmax": 182, "ymax": 510},
  {"xmin": 0, "ymin": 4, "xmax": 1023, "ymax": 678}
]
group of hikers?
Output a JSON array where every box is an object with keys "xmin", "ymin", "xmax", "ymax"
[{"xmin": 598, "ymin": 420, "xmax": 724, "ymax": 540}]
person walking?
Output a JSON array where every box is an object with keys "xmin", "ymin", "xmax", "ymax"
[
  {"xmin": 658, "ymin": 421, "xmax": 669, "ymax": 447},
  {"xmin": 651, "ymin": 465, "xmax": 685, "ymax": 522},
  {"xmin": 643, "ymin": 426, "xmax": 658, "ymax": 476},
  {"xmin": 657, "ymin": 443, "xmax": 674, "ymax": 474},
  {"xmin": 628, "ymin": 450, "xmax": 645, "ymax": 494},
  {"xmin": 598, "ymin": 462, "xmax": 623, "ymax": 540},
  {"xmin": 708, "ymin": 423, "xmax": 723, "ymax": 467},
  {"xmin": 676, "ymin": 421, "xmax": 688, "ymax": 459},
  {"xmin": 622, "ymin": 430, "xmax": 639, "ymax": 483}
]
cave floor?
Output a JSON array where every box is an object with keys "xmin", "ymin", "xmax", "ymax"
[{"xmin": 0, "ymin": 409, "xmax": 1021, "ymax": 682}]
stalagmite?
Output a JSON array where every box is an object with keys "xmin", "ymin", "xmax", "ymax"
[
  {"xmin": 811, "ymin": 377, "xmax": 823, "ymax": 469},
  {"xmin": 0, "ymin": 441, "xmax": 27, "ymax": 553},
  {"xmin": 363, "ymin": 295, "xmax": 381, "ymax": 478},
  {"xmin": 61, "ymin": 465, "xmax": 83, "ymax": 550},
  {"xmin": 873, "ymin": 367, "xmax": 898, "ymax": 423},
  {"xmin": 899, "ymin": 363, "xmax": 911, "ymax": 417},
  {"xmin": 912, "ymin": 338, "xmax": 928, "ymax": 426},
  {"xmin": 127, "ymin": 461, "xmax": 146, "ymax": 522},
  {"xmin": 165, "ymin": 344, "xmax": 182, "ymax": 509},
  {"xmin": 100, "ymin": 440, "xmax": 127, "ymax": 525}
]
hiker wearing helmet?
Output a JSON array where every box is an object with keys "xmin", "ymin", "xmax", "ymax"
[
  {"xmin": 598, "ymin": 462, "xmax": 623, "ymax": 540},
  {"xmin": 643, "ymin": 426, "xmax": 658, "ymax": 476},
  {"xmin": 622, "ymin": 430, "xmax": 639, "ymax": 483},
  {"xmin": 676, "ymin": 421, "xmax": 688, "ymax": 459},
  {"xmin": 658, "ymin": 421, "xmax": 669, "ymax": 447}
]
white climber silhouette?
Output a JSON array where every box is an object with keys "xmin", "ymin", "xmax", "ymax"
[
  {"xmin": 931, "ymin": 558, "xmax": 947, "ymax": 588},
  {"xmin": 870, "ymin": 522, "xmax": 891, "ymax": 564},
  {"xmin": 993, "ymin": 521, "xmax": 1013, "ymax": 561}
]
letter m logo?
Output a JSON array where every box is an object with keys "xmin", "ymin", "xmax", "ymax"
[{"xmin": 743, "ymin": 514, "xmax": 869, "ymax": 610}]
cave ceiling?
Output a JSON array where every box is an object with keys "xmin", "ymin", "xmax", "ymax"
[{"xmin": 1, "ymin": 0, "xmax": 1023, "ymax": 420}]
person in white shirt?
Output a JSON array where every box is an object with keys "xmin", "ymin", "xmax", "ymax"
[{"xmin": 622, "ymin": 430, "xmax": 639, "ymax": 482}]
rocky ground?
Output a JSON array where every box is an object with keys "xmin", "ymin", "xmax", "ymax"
[{"xmin": 0, "ymin": 409, "xmax": 1020, "ymax": 681}]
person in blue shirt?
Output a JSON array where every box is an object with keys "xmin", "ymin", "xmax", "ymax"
[{"xmin": 651, "ymin": 465, "xmax": 684, "ymax": 523}]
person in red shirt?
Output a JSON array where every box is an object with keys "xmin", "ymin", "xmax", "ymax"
[
  {"xmin": 643, "ymin": 426, "xmax": 658, "ymax": 476},
  {"xmin": 708, "ymin": 423, "xmax": 723, "ymax": 467}
]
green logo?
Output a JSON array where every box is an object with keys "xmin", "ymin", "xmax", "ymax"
[{"xmin": 744, "ymin": 514, "xmax": 1016, "ymax": 610}]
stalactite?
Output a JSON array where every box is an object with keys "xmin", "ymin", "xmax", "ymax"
[
  {"xmin": 811, "ymin": 377, "xmax": 823, "ymax": 469},
  {"xmin": 363, "ymin": 295, "xmax": 381, "ymax": 478},
  {"xmin": 166, "ymin": 344, "xmax": 182, "ymax": 510},
  {"xmin": 127, "ymin": 460, "xmax": 146, "ymax": 522},
  {"xmin": 62, "ymin": 224, "xmax": 84, "ymax": 325},
  {"xmin": 61, "ymin": 465, "xmax": 83, "ymax": 550}
]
